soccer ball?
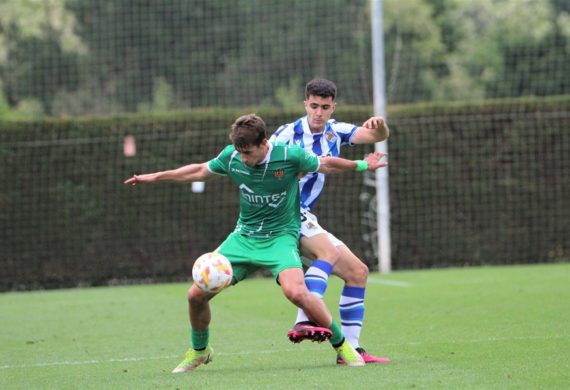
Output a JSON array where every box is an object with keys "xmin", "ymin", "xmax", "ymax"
[{"xmin": 192, "ymin": 252, "xmax": 233, "ymax": 293}]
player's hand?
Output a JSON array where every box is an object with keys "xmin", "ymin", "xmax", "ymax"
[
  {"xmin": 363, "ymin": 151, "xmax": 388, "ymax": 171},
  {"xmin": 124, "ymin": 173, "xmax": 158, "ymax": 185},
  {"xmin": 124, "ymin": 175, "xmax": 140, "ymax": 186},
  {"xmin": 362, "ymin": 116, "xmax": 386, "ymax": 129}
]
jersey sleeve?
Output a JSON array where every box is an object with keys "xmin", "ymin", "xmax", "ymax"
[
  {"xmin": 207, "ymin": 145, "xmax": 235, "ymax": 175},
  {"xmin": 331, "ymin": 120, "xmax": 359, "ymax": 146},
  {"xmin": 288, "ymin": 145, "xmax": 319, "ymax": 173},
  {"xmin": 270, "ymin": 124, "xmax": 294, "ymax": 144}
]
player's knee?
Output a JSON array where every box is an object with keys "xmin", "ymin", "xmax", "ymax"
[
  {"xmin": 355, "ymin": 261, "xmax": 369, "ymax": 283},
  {"xmin": 187, "ymin": 285, "xmax": 206, "ymax": 303},
  {"xmin": 344, "ymin": 261, "xmax": 369, "ymax": 285},
  {"xmin": 282, "ymin": 285, "xmax": 307, "ymax": 306},
  {"xmin": 313, "ymin": 246, "xmax": 340, "ymax": 265},
  {"xmin": 187, "ymin": 286, "xmax": 196, "ymax": 301}
]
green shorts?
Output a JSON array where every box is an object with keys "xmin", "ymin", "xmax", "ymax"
[{"xmin": 217, "ymin": 232, "xmax": 303, "ymax": 282}]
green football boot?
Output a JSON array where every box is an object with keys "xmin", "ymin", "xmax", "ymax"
[
  {"xmin": 334, "ymin": 340, "xmax": 365, "ymax": 367},
  {"xmin": 171, "ymin": 345, "xmax": 213, "ymax": 373}
]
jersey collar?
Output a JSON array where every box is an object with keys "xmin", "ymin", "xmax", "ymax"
[
  {"xmin": 257, "ymin": 141, "xmax": 273, "ymax": 165},
  {"xmin": 300, "ymin": 116, "xmax": 331, "ymax": 135}
]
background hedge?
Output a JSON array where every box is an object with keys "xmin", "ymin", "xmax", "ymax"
[{"xmin": 1, "ymin": 97, "xmax": 568, "ymax": 290}]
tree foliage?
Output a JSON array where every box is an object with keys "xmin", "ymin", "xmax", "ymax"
[{"xmin": 0, "ymin": 0, "xmax": 568, "ymax": 117}]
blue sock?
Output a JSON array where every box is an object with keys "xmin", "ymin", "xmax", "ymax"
[
  {"xmin": 304, "ymin": 259, "xmax": 333, "ymax": 298},
  {"xmin": 339, "ymin": 285, "xmax": 365, "ymax": 348},
  {"xmin": 295, "ymin": 259, "xmax": 333, "ymax": 324}
]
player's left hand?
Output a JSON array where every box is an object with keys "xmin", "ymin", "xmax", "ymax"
[
  {"xmin": 124, "ymin": 175, "xmax": 139, "ymax": 185},
  {"xmin": 363, "ymin": 151, "xmax": 388, "ymax": 171},
  {"xmin": 124, "ymin": 175, "xmax": 148, "ymax": 185},
  {"xmin": 362, "ymin": 116, "xmax": 386, "ymax": 129}
]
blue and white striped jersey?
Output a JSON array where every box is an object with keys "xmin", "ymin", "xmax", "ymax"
[{"xmin": 270, "ymin": 116, "xmax": 359, "ymax": 210}]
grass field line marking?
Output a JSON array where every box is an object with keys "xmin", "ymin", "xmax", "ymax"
[
  {"xmin": 2, "ymin": 334, "xmax": 568, "ymax": 370},
  {"xmin": 383, "ymin": 334, "xmax": 570, "ymax": 347},
  {"xmin": 0, "ymin": 355, "xmax": 179, "ymax": 369},
  {"xmin": 367, "ymin": 277, "xmax": 412, "ymax": 287},
  {"xmin": 0, "ymin": 347, "xmax": 314, "ymax": 370}
]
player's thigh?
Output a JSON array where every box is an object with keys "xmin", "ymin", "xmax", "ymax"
[
  {"xmin": 299, "ymin": 210, "xmax": 343, "ymax": 262},
  {"xmin": 331, "ymin": 245, "xmax": 368, "ymax": 285},
  {"xmin": 299, "ymin": 232, "xmax": 339, "ymax": 260},
  {"xmin": 217, "ymin": 233, "xmax": 260, "ymax": 282}
]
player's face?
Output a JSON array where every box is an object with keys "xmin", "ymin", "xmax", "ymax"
[
  {"xmin": 237, "ymin": 140, "xmax": 269, "ymax": 167},
  {"xmin": 304, "ymin": 95, "xmax": 336, "ymax": 133}
]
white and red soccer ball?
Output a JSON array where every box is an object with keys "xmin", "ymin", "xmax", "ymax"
[{"xmin": 192, "ymin": 252, "xmax": 233, "ymax": 293}]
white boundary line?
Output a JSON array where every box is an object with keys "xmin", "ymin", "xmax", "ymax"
[
  {"xmin": 2, "ymin": 335, "xmax": 567, "ymax": 370},
  {"xmin": 367, "ymin": 277, "xmax": 412, "ymax": 287},
  {"xmin": 0, "ymin": 348, "xmax": 310, "ymax": 370},
  {"xmin": 0, "ymin": 355, "xmax": 178, "ymax": 369}
]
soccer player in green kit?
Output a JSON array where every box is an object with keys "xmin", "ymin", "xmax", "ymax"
[{"xmin": 124, "ymin": 114, "xmax": 387, "ymax": 372}]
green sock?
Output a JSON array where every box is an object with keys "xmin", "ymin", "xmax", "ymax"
[
  {"xmin": 191, "ymin": 328, "xmax": 209, "ymax": 351},
  {"xmin": 328, "ymin": 319, "xmax": 344, "ymax": 347}
]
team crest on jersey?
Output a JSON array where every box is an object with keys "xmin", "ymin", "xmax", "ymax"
[
  {"xmin": 325, "ymin": 131, "xmax": 337, "ymax": 142},
  {"xmin": 273, "ymin": 169, "xmax": 285, "ymax": 179}
]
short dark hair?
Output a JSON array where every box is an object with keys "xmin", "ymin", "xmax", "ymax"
[
  {"xmin": 229, "ymin": 114, "xmax": 267, "ymax": 150},
  {"xmin": 305, "ymin": 79, "xmax": 337, "ymax": 100}
]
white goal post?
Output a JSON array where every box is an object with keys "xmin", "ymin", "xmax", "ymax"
[{"xmin": 371, "ymin": 0, "xmax": 392, "ymax": 273}]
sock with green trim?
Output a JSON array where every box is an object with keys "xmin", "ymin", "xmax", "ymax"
[
  {"xmin": 328, "ymin": 319, "xmax": 344, "ymax": 347},
  {"xmin": 191, "ymin": 328, "xmax": 209, "ymax": 351}
]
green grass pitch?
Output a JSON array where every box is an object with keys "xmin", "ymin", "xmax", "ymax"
[{"xmin": 1, "ymin": 263, "xmax": 569, "ymax": 389}]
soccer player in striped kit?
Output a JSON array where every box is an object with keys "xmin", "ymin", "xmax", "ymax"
[{"xmin": 271, "ymin": 79, "xmax": 391, "ymax": 364}]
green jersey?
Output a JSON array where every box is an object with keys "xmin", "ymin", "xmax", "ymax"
[{"xmin": 208, "ymin": 142, "xmax": 319, "ymax": 238}]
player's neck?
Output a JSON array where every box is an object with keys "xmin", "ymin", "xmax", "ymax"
[
  {"xmin": 258, "ymin": 142, "xmax": 272, "ymax": 165},
  {"xmin": 309, "ymin": 125, "xmax": 325, "ymax": 134}
]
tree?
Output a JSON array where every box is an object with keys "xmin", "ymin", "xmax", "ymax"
[
  {"xmin": 66, "ymin": 0, "xmax": 243, "ymax": 111},
  {"xmin": 432, "ymin": 0, "xmax": 569, "ymax": 99},
  {"xmin": 0, "ymin": 0, "xmax": 83, "ymax": 115},
  {"xmin": 382, "ymin": 0, "xmax": 446, "ymax": 103},
  {"xmin": 1, "ymin": 0, "xmax": 568, "ymax": 116}
]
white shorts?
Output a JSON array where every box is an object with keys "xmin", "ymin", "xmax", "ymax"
[{"xmin": 300, "ymin": 209, "xmax": 345, "ymax": 247}]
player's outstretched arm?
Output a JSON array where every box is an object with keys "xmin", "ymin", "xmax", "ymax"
[
  {"xmin": 124, "ymin": 162, "xmax": 213, "ymax": 186},
  {"xmin": 317, "ymin": 151, "xmax": 388, "ymax": 174}
]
